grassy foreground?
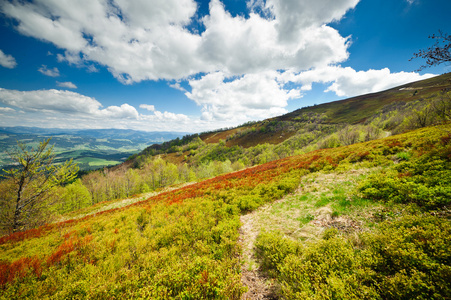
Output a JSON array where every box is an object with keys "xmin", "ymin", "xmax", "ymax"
[{"xmin": 0, "ymin": 124, "xmax": 450, "ymax": 299}]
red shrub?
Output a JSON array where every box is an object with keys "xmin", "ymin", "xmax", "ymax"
[
  {"xmin": 441, "ymin": 134, "xmax": 451, "ymax": 145},
  {"xmin": 46, "ymin": 235, "xmax": 93, "ymax": 266},
  {"xmin": 0, "ymin": 256, "xmax": 42, "ymax": 286}
]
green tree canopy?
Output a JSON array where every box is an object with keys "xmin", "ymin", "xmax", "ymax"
[{"xmin": 1, "ymin": 138, "xmax": 78, "ymax": 233}]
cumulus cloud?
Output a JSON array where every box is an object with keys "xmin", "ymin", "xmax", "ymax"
[
  {"xmin": 0, "ymin": 87, "xmax": 192, "ymax": 131},
  {"xmin": 0, "ymin": 87, "xmax": 137, "ymax": 118},
  {"xmin": 38, "ymin": 65, "xmax": 60, "ymax": 77},
  {"xmin": 139, "ymin": 104, "xmax": 189, "ymax": 122},
  {"xmin": 198, "ymin": 0, "xmax": 352, "ymax": 75},
  {"xmin": 1, "ymin": 0, "xmax": 434, "ymax": 129},
  {"xmin": 100, "ymin": 103, "xmax": 140, "ymax": 119},
  {"xmin": 143, "ymin": 110, "xmax": 190, "ymax": 122},
  {"xmin": 0, "ymin": 0, "xmax": 357, "ymax": 83},
  {"xmin": 0, "ymin": 49, "xmax": 17, "ymax": 69},
  {"xmin": 186, "ymin": 71, "xmax": 300, "ymax": 122},
  {"xmin": 57, "ymin": 81, "xmax": 77, "ymax": 89},
  {"xmin": 251, "ymin": 0, "xmax": 359, "ymax": 42},
  {"xmin": 288, "ymin": 66, "xmax": 437, "ymax": 97},
  {"xmin": 139, "ymin": 104, "xmax": 155, "ymax": 111}
]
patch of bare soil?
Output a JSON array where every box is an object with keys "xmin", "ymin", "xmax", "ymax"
[
  {"xmin": 312, "ymin": 206, "xmax": 362, "ymax": 233},
  {"xmin": 239, "ymin": 212, "xmax": 278, "ymax": 300}
]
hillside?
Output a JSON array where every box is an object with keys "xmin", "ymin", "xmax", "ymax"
[
  {"xmin": 0, "ymin": 124, "xmax": 450, "ymax": 299},
  {"xmin": 199, "ymin": 73, "xmax": 451, "ymax": 145},
  {"xmin": 1, "ymin": 73, "xmax": 445, "ymax": 228},
  {"xmin": 0, "ymin": 73, "xmax": 450, "ymax": 299},
  {"xmin": 138, "ymin": 72, "xmax": 451, "ymax": 166}
]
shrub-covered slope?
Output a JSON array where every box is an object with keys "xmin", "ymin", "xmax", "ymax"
[
  {"xmin": 130, "ymin": 73, "xmax": 451, "ymax": 188},
  {"xmin": 141, "ymin": 72, "xmax": 451, "ymax": 155},
  {"xmin": 14, "ymin": 73, "xmax": 447, "ymax": 222},
  {"xmin": 0, "ymin": 124, "xmax": 450, "ymax": 299}
]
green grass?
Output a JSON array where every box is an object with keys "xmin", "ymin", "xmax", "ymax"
[{"xmin": 76, "ymin": 158, "xmax": 121, "ymax": 166}]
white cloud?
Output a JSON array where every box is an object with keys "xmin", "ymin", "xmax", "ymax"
[
  {"xmin": 99, "ymin": 103, "xmax": 139, "ymax": 119},
  {"xmin": 1, "ymin": 0, "xmax": 435, "ymax": 129},
  {"xmin": 289, "ymin": 66, "xmax": 436, "ymax": 97},
  {"xmin": 139, "ymin": 104, "xmax": 155, "ymax": 111},
  {"xmin": 0, "ymin": 0, "xmax": 365, "ymax": 125},
  {"xmin": 113, "ymin": 0, "xmax": 197, "ymax": 28},
  {"xmin": 186, "ymin": 71, "xmax": 300, "ymax": 122},
  {"xmin": 0, "ymin": 49, "xmax": 17, "ymax": 69},
  {"xmin": 38, "ymin": 65, "xmax": 60, "ymax": 77},
  {"xmin": 0, "ymin": 87, "xmax": 192, "ymax": 131},
  {"xmin": 144, "ymin": 110, "xmax": 190, "ymax": 122},
  {"xmin": 169, "ymin": 82, "xmax": 187, "ymax": 92},
  {"xmin": 139, "ymin": 104, "xmax": 189, "ymax": 122},
  {"xmin": 0, "ymin": 107, "xmax": 15, "ymax": 113},
  {"xmin": 56, "ymin": 81, "xmax": 77, "ymax": 89},
  {"xmin": 253, "ymin": 0, "xmax": 359, "ymax": 42},
  {"xmin": 0, "ymin": 87, "xmax": 134, "ymax": 117},
  {"xmin": 0, "ymin": 0, "xmax": 358, "ymax": 83},
  {"xmin": 198, "ymin": 0, "xmax": 351, "ymax": 75},
  {"xmin": 87, "ymin": 65, "xmax": 99, "ymax": 73}
]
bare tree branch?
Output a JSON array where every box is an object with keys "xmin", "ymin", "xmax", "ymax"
[{"xmin": 411, "ymin": 30, "xmax": 451, "ymax": 71}]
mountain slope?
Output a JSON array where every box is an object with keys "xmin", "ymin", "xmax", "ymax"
[
  {"xmin": 200, "ymin": 72, "xmax": 451, "ymax": 148},
  {"xmin": 135, "ymin": 72, "xmax": 451, "ymax": 168},
  {"xmin": 0, "ymin": 124, "xmax": 450, "ymax": 299}
]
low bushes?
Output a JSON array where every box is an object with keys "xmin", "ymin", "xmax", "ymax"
[{"xmin": 256, "ymin": 215, "xmax": 451, "ymax": 299}]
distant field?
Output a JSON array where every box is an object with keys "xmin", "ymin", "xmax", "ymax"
[
  {"xmin": 0, "ymin": 127, "xmax": 187, "ymax": 171},
  {"xmin": 76, "ymin": 157, "xmax": 121, "ymax": 167}
]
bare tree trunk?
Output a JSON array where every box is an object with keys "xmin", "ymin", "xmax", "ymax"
[{"xmin": 12, "ymin": 177, "xmax": 25, "ymax": 233}]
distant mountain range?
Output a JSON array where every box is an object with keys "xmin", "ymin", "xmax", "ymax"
[
  {"xmin": 0, "ymin": 127, "xmax": 188, "ymax": 171},
  {"xmin": 0, "ymin": 127, "xmax": 188, "ymax": 142}
]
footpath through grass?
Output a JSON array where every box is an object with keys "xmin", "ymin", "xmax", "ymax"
[
  {"xmin": 0, "ymin": 125, "xmax": 450, "ymax": 299},
  {"xmin": 254, "ymin": 125, "xmax": 451, "ymax": 299}
]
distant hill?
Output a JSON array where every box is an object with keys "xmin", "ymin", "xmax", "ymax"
[{"xmin": 0, "ymin": 128, "xmax": 188, "ymax": 171}]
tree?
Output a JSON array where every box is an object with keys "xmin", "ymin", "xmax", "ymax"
[
  {"xmin": 411, "ymin": 31, "xmax": 451, "ymax": 71},
  {"xmin": 1, "ymin": 138, "xmax": 78, "ymax": 233},
  {"xmin": 432, "ymin": 91, "xmax": 451, "ymax": 122},
  {"xmin": 407, "ymin": 103, "xmax": 435, "ymax": 129},
  {"xmin": 338, "ymin": 126, "xmax": 360, "ymax": 146},
  {"xmin": 59, "ymin": 179, "xmax": 91, "ymax": 213}
]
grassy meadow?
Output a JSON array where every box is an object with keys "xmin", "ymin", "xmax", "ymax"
[{"xmin": 0, "ymin": 124, "xmax": 450, "ymax": 299}]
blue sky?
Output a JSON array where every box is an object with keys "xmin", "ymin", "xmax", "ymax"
[{"xmin": 0, "ymin": 0, "xmax": 450, "ymax": 133}]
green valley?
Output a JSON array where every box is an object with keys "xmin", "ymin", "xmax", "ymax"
[{"xmin": 0, "ymin": 128, "xmax": 187, "ymax": 171}]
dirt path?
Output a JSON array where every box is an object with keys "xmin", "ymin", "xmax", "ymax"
[
  {"xmin": 238, "ymin": 168, "xmax": 377, "ymax": 299},
  {"xmin": 239, "ymin": 208, "xmax": 278, "ymax": 299}
]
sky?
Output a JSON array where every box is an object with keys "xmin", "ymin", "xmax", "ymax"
[{"xmin": 0, "ymin": 0, "xmax": 450, "ymax": 133}]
